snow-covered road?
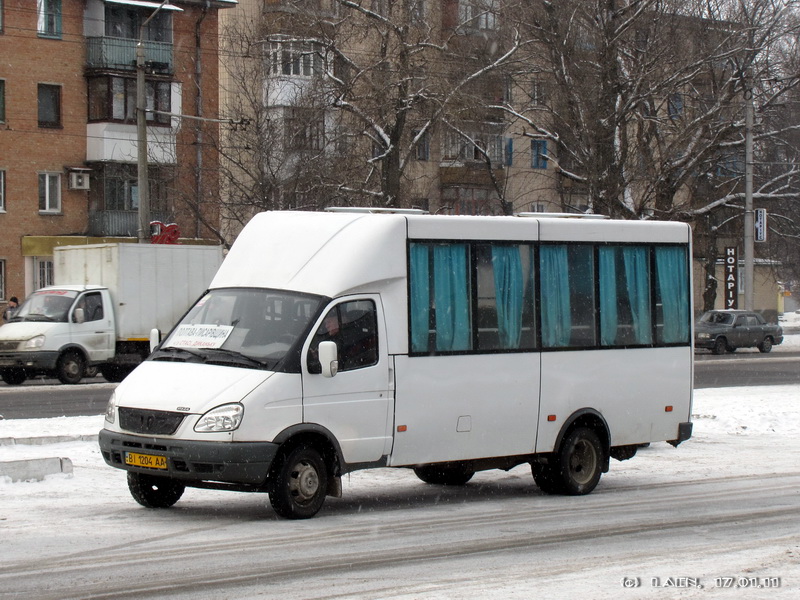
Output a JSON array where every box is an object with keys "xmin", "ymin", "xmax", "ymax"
[{"xmin": 1, "ymin": 385, "xmax": 799, "ymax": 599}]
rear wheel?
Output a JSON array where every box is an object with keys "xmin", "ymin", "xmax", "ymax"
[
  {"xmin": 101, "ymin": 364, "xmax": 133, "ymax": 383},
  {"xmin": 56, "ymin": 351, "xmax": 84, "ymax": 385},
  {"xmin": 532, "ymin": 427, "xmax": 604, "ymax": 496},
  {"xmin": 1, "ymin": 369, "xmax": 27, "ymax": 385},
  {"xmin": 127, "ymin": 472, "xmax": 185, "ymax": 508},
  {"xmin": 413, "ymin": 463, "xmax": 475, "ymax": 486},
  {"xmin": 269, "ymin": 445, "xmax": 328, "ymax": 519},
  {"xmin": 712, "ymin": 337, "xmax": 727, "ymax": 355},
  {"xmin": 758, "ymin": 337, "xmax": 773, "ymax": 353}
]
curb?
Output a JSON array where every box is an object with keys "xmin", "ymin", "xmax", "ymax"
[
  {"xmin": 0, "ymin": 434, "xmax": 99, "ymax": 446},
  {"xmin": 0, "ymin": 457, "xmax": 74, "ymax": 482}
]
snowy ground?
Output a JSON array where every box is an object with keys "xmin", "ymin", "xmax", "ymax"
[{"xmin": 1, "ymin": 319, "xmax": 799, "ymax": 598}]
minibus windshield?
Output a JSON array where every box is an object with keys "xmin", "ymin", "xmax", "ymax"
[{"xmin": 157, "ymin": 289, "xmax": 324, "ymax": 370}]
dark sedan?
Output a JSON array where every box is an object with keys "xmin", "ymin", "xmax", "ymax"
[{"xmin": 694, "ymin": 310, "xmax": 783, "ymax": 354}]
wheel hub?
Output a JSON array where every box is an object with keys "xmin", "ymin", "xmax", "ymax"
[{"xmin": 289, "ymin": 460, "xmax": 319, "ymax": 503}]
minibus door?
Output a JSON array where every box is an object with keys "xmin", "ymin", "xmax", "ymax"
[{"xmin": 302, "ymin": 296, "xmax": 393, "ymax": 464}]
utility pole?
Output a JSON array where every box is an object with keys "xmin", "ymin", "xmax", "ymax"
[
  {"xmin": 136, "ymin": 0, "xmax": 171, "ymax": 244},
  {"xmin": 744, "ymin": 83, "xmax": 754, "ymax": 310}
]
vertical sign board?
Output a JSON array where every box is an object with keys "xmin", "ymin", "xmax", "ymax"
[
  {"xmin": 755, "ymin": 208, "xmax": 767, "ymax": 242},
  {"xmin": 724, "ymin": 247, "xmax": 738, "ymax": 309}
]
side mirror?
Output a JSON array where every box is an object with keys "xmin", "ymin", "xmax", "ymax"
[
  {"xmin": 319, "ymin": 341, "xmax": 339, "ymax": 378},
  {"xmin": 149, "ymin": 328, "xmax": 161, "ymax": 353},
  {"xmin": 74, "ymin": 308, "xmax": 85, "ymax": 324}
]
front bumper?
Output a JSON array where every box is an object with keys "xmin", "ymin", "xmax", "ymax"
[
  {"xmin": 0, "ymin": 351, "xmax": 60, "ymax": 371},
  {"xmin": 98, "ymin": 429, "xmax": 279, "ymax": 486}
]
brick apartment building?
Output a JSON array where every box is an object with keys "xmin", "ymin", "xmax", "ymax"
[{"xmin": 0, "ymin": 0, "xmax": 232, "ymax": 311}]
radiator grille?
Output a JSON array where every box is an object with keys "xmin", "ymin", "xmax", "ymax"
[{"xmin": 118, "ymin": 408, "xmax": 185, "ymax": 435}]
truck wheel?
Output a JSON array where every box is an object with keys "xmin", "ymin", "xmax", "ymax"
[
  {"xmin": 758, "ymin": 338, "xmax": 773, "ymax": 353},
  {"xmin": 56, "ymin": 351, "xmax": 85, "ymax": 385},
  {"xmin": 533, "ymin": 427, "xmax": 604, "ymax": 496},
  {"xmin": 127, "ymin": 472, "xmax": 185, "ymax": 508},
  {"xmin": 413, "ymin": 463, "xmax": 475, "ymax": 486},
  {"xmin": 712, "ymin": 337, "xmax": 727, "ymax": 355},
  {"xmin": 1, "ymin": 369, "xmax": 27, "ymax": 385},
  {"xmin": 100, "ymin": 364, "xmax": 132, "ymax": 383},
  {"xmin": 269, "ymin": 445, "xmax": 328, "ymax": 519}
]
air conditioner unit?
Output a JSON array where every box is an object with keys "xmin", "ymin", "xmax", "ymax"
[{"xmin": 69, "ymin": 172, "xmax": 90, "ymax": 190}]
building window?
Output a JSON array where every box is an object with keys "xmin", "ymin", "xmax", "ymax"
[
  {"xmin": 35, "ymin": 258, "xmax": 54, "ymax": 289},
  {"xmin": 531, "ymin": 78, "xmax": 546, "ymax": 105},
  {"xmin": 105, "ymin": 4, "xmax": 172, "ymax": 42},
  {"xmin": 285, "ymin": 108, "xmax": 325, "ymax": 151},
  {"xmin": 414, "ymin": 130, "xmax": 430, "ymax": 161},
  {"xmin": 531, "ymin": 140, "xmax": 548, "ymax": 169},
  {"xmin": 37, "ymin": 0, "xmax": 62, "ymax": 38},
  {"xmin": 459, "ymin": 0, "xmax": 498, "ymax": 31},
  {"xmin": 268, "ymin": 41, "xmax": 324, "ymax": 78},
  {"xmin": 38, "ymin": 173, "xmax": 61, "ymax": 213},
  {"xmin": 88, "ymin": 76, "xmax": 170, "ymax": 125},
  {"xmin": 668, "ymin": 93, "xmax": 683, "ymax": 119},
  {"xmin": 443, "ymin": 128, "xmax": 503, "ymax": 164},
  {"xmin": 0, "ymin": 79, "xmax": 5, "ymax": 122},
  {"xmin": 38, "ymin": 84, "xmax": 61, "ymax": 128},
  {"xmin": 0, "ymin": 169, "xmax": 5, "ymax": 211}
]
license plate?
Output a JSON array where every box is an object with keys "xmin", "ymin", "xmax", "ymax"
[{"xmin": 125, "ymin": 452, "xmax": 168, "ymax": 470}]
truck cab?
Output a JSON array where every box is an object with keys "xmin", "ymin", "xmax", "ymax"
[{"xmin": 0, "ymin": 286, "xmax": 115, "ymax": 385}]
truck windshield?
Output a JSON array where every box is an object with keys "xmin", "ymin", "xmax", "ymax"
[
  {"xmin": 158, "ymin": 289, "xmax": 324, "ymax": 369},
  {"xmin": 12, "ymin": 290, "xmax": 78, "ymax": 323}
]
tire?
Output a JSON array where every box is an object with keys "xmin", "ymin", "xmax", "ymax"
[
  {"xmin": 56, "ymin": 351, "xmax": 85, "ymax": 385},
  {"xmin": 533, "ymin": 427, "xmax": 604, "ymax": 496},
  {"xmin": 758, "ymin": 337, "xmax": 773, "ymax": 353},
  {"xmin": 711, "ymin": 337, "xmax": 727, "ymax": 355},
  {"xmin": 84, "ymin": 365, "xmax": 99, "ymax": 378},
  {"xmin": 127, "ymin": 472, "xmax": 185, "ymax": 508},
  {"xmin": 101, "ymin": 364, "xmax": 132, "ymax": 383},
  {"xmin": 413, "ymin": 463, "xmax": 475, "ymax": 486},
  {"xmin": 269, "ymin": 445, "xmax": 328, "ymax": 519},
  {"xmin": 1, "ymin": 369, "xmax": 27, "ymax": 385}
]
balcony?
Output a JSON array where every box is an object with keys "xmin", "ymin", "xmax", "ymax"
[
  {"xmin": 89, "ymin": 210, "xmax": 170, "ymax": 237},
  {"xmin": 86, "ymin": 37, "xmax": 173, "ymax": 73}
]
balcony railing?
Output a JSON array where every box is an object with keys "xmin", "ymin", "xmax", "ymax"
[
  {"xmin": 89, "ymin": 210, "xmax": 170, "ymax": 237},
  {"xmin": 86, "ymin": 37, "xmax": 173, "ymax": 73}
]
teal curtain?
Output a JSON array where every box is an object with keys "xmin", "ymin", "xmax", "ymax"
[
  {"xmin": 433, "ymin": 244, "xmax": 471, "ymax": 351},
  {"xmin": 540, "ymin": 245, "xmax": 571, "ymax": 347},
  {"xmin": 409, "ymin": 243, "xmax": 430, "ymax": 352},
  {"xmin": 599, "ymin": 247, "xmax": 618, "ymax": 346},
  {"xmin": 492, "ymin": 246, "xmax": 523, "ymax": 348},
  {"xmin": 623, "ymin": 246, "xmax": 653, "ymax": 344},
  {"xmin": 655, "ymin": 246, "xmax": 689, "ymax": 343}
]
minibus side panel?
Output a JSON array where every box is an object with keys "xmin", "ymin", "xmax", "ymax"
[
  {"xmin": 536, "ymin": 346, "xmax": 693, "ymax": 452},
  {"xmin": 389, "ymin": 353, "xmax": 540, "ymax": 466}
]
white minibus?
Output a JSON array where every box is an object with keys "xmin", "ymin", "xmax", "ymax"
[{"xmin": 99, "ymin": 209, "xmax": 693, "ymax": 518}]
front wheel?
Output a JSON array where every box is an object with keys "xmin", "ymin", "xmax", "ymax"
[
  {"xmin": 758, "ymin": 338, "xmax": 773, "ymax": 353},
  {"xmin": 127, "ymin": 472, "xmax": 185, "ymax": 508},
  {"xmin": 712, "ymin": 337, "xmax": 727, "ymax": 355},
  {"xmin": 56, "ymin": 351, "xmax": 85, "ymax": 385},
  {"xmin": 269, "ymin": 445, "xmax": 329, "ymax": 519},
  {"xmin": 1, "ymin": 369, "xmax": 27, "ymax": 385},
  {"xmin": 413, "ymin": 463, "xmax": 475, "ymax": 486},
  {"xmin": 532, "ymin": 427, "xmax": 604, "ymax": 496}
]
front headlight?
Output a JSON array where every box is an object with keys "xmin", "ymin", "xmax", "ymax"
[
  {"xmin": 105, "ymin": 392, "xmax": 117, "ymax": 424},
  {"xmin": 696, "ymin": 333, "xmax": 711, "ymax": 340},
  {"xmin": 21, "ymin": 335, "xmax": 45, "ymax": 350},
  {"xmin": 194, "ymin": 403, "xmax": 244, "ymax": 433}
]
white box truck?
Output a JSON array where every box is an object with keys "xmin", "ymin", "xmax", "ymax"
[
  {"xmin": 99, "ymin": 210, "xmax": 693, "ymax": 519},
  {"xmin": 0, "ymin": 243, "xmax": 223, "ymax": 385}
]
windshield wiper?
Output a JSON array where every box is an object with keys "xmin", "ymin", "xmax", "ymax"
[
  {"xmin": 202, "ymin": 348, "xmax": 271, "ymax": 369},
  {"xmin": 153, "ymin": 346, "xmax": 207, "ymax": 362}
]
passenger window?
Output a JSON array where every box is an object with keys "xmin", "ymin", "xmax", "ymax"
[
  {"xmin": 75, "ymin": 292, "xmax": 103, "ymax": 322},
  {"xmin": 307, "ymin": 300, "xmax": 379, "ymax": 373}
]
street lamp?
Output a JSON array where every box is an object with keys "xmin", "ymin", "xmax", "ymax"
[{"xmin": 136, "ymin": 0, "xmax": 171, "ymax": 244}]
